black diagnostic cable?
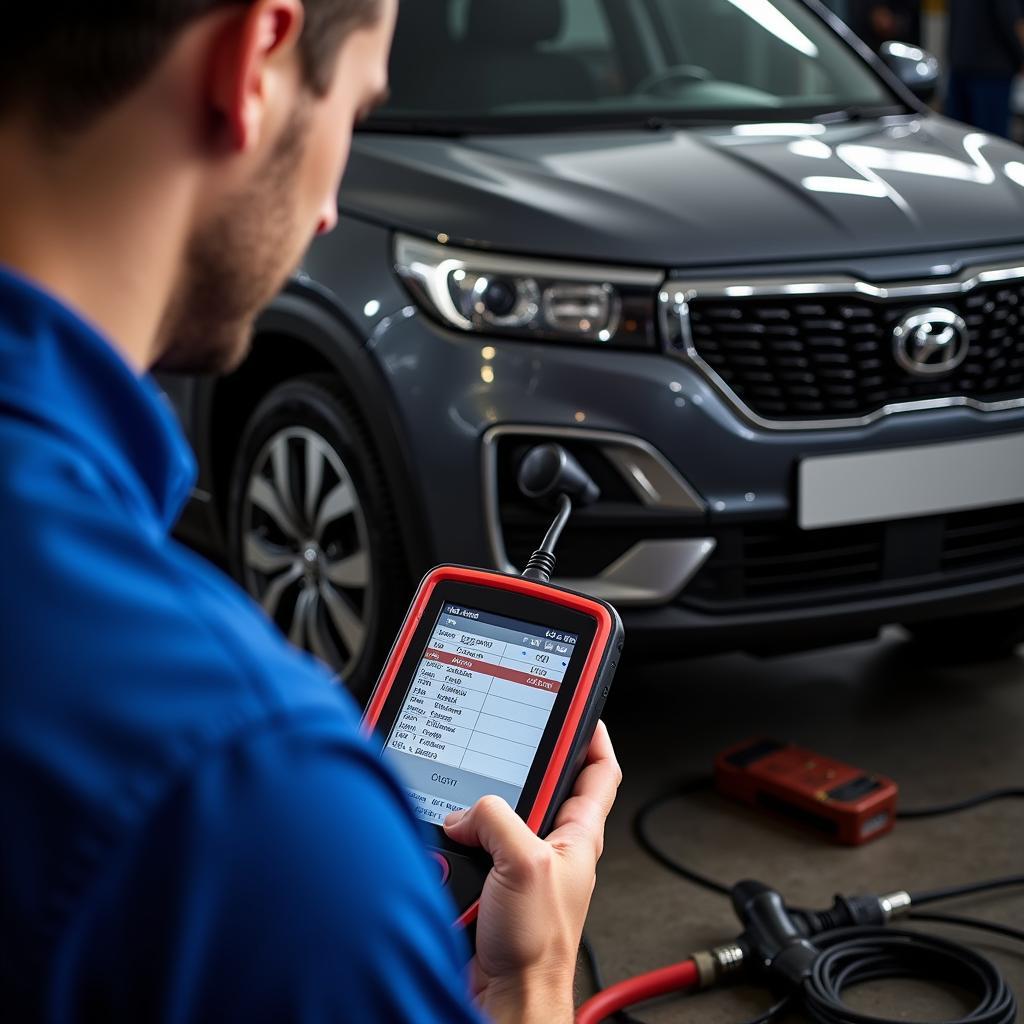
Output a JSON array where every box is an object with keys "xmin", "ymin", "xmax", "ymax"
[
  {"xmin": 804, "ymin": 927, "xmax": 1016, "ymax": 1024},
  {"xmin": 517, "ymin": 445, "xmax": 598, "ymax": 583},
  {"xmin": 737, "ymin": 997, "xmax": 792, "ymax": 1024},
  {"xmin": 632, "ymin": 778, "xmax": 1024, "ymax": 899},
  {"xmin": 630, "ymin": 776, "xmax": 732, "ymax": 896},
  {"xmin": 730, "ymin": 881, "xmax": 1020, "ymax": 1024},
  {"xmin": 897, "ymin": 788, "xmax": 1024, "ymax": 819},
  {"xmin": 579, "ymin": 933, "xmax": 646, "ymax": 1024},
  {"xmin": 600, "ymin": 779, "xmax": 1024, "ymax": 1024},
  {"xmin": 906, "ymin": 911, "xmax": 1024, "ymax": 945},
  {"xmin": 908, "ymin": 875, "xmax": 1024, "ymax": 907}
]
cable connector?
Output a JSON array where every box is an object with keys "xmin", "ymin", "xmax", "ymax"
[
  {"xmin": 791, "ymin": 890, "xmax": 914, "ymax": 937},
  {"xmin": 879, "ymin": 890, "xmax": 912, "ymax": 920},
  {"xmin": 732, "ymin": 881, "xmax": 819, "ymax": 988},
  {"xmin": 521, "ymin": 549, "xmax": 557, "ymax": 583},
  {"xmin": 792, "ymin": 893, "xmax": 887, "ymax": 935},
  {"xmin": 692, "ymin": 943, "xmax": 746, "ymax": 989}
]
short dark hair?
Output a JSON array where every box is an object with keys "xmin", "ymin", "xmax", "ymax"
[{"xmin": 0, "ymin": 1, "xmax": 381, "ymax": 132}]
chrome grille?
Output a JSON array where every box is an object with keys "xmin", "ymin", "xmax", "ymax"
[{"xmin": 662, "ymin": 263, "xmax": 1024, "ymax": 428}]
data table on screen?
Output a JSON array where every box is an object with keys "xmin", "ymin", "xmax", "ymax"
[{"xmin": 386, "ymin": 610, "xmax": 575, "ymax": 788}]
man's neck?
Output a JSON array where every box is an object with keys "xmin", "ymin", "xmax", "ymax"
[{"xmin": 0, "ymin": 112, "xmax": 195, "ymax": 376}]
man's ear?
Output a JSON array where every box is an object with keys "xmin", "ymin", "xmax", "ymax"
[{"xmin": 207, "ymin": 0, "xmax": 305, "ymax": 153}]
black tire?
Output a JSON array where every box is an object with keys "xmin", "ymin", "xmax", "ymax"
[
  {"xmin": 227, "ymin": 374, "xmax": 409, "ymax": 705},
  {"xmin": 902, "ymin": 606, "xmax": 1024, "ymax": 664}
]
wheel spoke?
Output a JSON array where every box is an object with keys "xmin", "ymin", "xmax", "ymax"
[
  {"xmin": 323, "ymin": 550, "xmax": 369, "ymax": 589},
  {"xmin": 304, "ymin": 436, "xmax": 326, "ymax": 526},
  {"xmin": 289, "ymin": 585, "xmax": 315, "ymax": 647},
  {"xmin": 248, "ymin": 475, "xmax": 301, "ymax": 542},
  {"xmin": 319, "ymin": 580, "xmax": 365, "ymax": 656},
  {"xmin": 261, "ymin": 563, "xmax": 302, "ymax": 619},
  {"xmin": 270, "ymin": 435, "xmax": 300, "ymax": 527},
  {"xmin": 315, "ymin": 479, "xmax": 356, "ymax": 538},
  {"xmin": 307, "ymin": 593, "xmax": 335, "ymax": 667},
  {"xmin": 244, "ymin": 532, "xmax": 296, "ymax": 576}
]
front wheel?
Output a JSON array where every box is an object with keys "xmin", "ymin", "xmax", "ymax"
[
  {"xmin": 228, "ymin": 374, "xmax": 408, "ymax": 704},
  {"xmin": 902, "ymin": 605, "xmax": 1024, "ymax": 664}
]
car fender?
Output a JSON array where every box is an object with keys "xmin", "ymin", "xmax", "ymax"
[{"xmin": 191, "ymin": 278, "xmax": 433, "ymax": 574}]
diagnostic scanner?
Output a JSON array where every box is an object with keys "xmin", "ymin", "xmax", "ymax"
[{"xmin": 362, "ymin": 446, "xmax": 623, "ymax": 926}]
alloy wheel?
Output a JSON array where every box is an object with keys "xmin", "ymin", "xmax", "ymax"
[{"xmin": 241, "ymin": 426, "xmax": 373, "ymax": 676}]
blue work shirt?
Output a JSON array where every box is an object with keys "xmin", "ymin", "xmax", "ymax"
[{"xmin": 0, "ymin": 266, "xmax": 485, "ymax": 1023}]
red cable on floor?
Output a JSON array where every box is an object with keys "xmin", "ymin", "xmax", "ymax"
[{"xmin": 576, "ymin": 958, "xmax": 701, "ymax": 1024}]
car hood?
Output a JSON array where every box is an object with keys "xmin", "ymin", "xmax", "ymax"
[{"xmin": 341, "ymin": 118, "xmax": 1024, "ymax": 269}]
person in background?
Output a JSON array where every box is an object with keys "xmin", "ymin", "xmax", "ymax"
[
  {"xmin": 845, "ymin": 0, "xmax": 922, "ymax": 52},
  {"xmin": 946, "ymin": 0, "xmax": 1024, "ymax": 138}
]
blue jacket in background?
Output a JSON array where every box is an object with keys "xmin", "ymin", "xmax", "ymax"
[
  {"xmin": 0, "ymin": 266, "xmax": 484, "ymax": 1023},
  {"xmin": 949, "ymin": 0, "xmax": 1024, "ymax": 75}
]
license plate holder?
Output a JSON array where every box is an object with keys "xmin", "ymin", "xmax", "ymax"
[{"xmin": 798, "ymin": 433, "xmax": 1024, "ymax": 530}]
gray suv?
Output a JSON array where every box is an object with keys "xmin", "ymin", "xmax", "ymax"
[{"xmin": 166, "ymin": 0, "xmax": 1024, "ymax": 699}]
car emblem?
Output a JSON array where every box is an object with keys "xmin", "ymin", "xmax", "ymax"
[{"xmin": 892, "ymin": 307, "xmax": 969, "ymax": 377}]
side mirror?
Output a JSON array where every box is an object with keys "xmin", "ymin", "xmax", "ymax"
[{"xmin": 879, "ymin": 40, "xmax": 941, "ymax": 104}]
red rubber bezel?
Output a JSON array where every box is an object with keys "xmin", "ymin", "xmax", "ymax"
[{"xmin": 363, "ymin": 566, "xmax": 614, "ymax": 928}]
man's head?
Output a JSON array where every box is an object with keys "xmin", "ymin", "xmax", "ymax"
[{"xmin": 0, "ymin": 0, "xmax": 396, "ymax": 373}]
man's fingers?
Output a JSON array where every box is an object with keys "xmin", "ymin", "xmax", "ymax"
[
  {"xmin": 588, "ymin": 721, "xmax": 622, "ymax": 784},
  {"xmin": 445, "ymin": 723, "xmax": 621, "ymax": 868},
  {"xmin": 563, "ymin": 721, "xmax": 622, "ymax": 818},
  {"xmin": 550, "ymin": 722, "xmax": 622, "ymax": 845},
  {"xmin": 443, "ymin": 795, "xmax": 542, "ymax": 877}
]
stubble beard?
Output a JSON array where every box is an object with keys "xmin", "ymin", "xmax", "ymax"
[{"xmin": 154, "ymin": 107, "xmax": 312, "ymax": 376}]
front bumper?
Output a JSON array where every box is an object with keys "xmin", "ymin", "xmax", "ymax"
[
  {"xmin": 369, "ymin": 300, "xmax": 1024, "ymax": 643},
  {"xmin": 623, "ymin": 568, "xmax": 1024, "ymax": 656}
]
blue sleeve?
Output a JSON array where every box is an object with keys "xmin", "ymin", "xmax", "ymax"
[{"xmin": 54, "ymin": 720, "xmax": 488, "ymax": 1024}]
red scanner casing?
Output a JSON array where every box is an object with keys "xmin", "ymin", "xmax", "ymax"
[{"xmin": 362, "ymin": 565, "xmax": 623, "ymax": 928}]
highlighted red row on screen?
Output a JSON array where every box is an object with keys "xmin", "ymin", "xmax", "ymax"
[{"xmin": 424, "ymin": 648, "xmax": 562, "ymax": 693}]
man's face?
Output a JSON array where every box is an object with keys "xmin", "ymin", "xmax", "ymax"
[{"xmin": 157, "ymin": 0, "xmax": 396, "ymax": 374}]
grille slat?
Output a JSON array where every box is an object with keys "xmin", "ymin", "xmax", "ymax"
[
  {"xmin": 686, "ymin": 281, "xmax": 1024, "ymax": 421},
  {"xmin": 684, "ymin": 504, "xmax": 1024, "ymax": 610}
]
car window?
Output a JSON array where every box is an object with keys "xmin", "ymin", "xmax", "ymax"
[
  {"xmin": 447, "ymin": 0, "xmax": 624, "ymax": 95},
  {"xmin": 648, "ymin": 0, "xmax": 883, "ymax": 108},
  {"xmin": 449, "ymin": 0, "xmax": 612, "ymax": 50},
  {"xmin": 371, "ymin": 0, "xmax": 899, "ymax": 132}
]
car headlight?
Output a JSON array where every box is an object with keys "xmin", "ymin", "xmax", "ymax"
[{"xmin": 394, "ymin": 234, "xmax": 662, "ymax": 349}]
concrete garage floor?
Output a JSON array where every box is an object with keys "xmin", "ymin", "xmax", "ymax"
[{"xmin": 577, "ymin": 628, "xmax": 1024, "ymax": 1022}]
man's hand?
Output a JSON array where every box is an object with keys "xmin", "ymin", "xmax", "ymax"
[{"xmin": 443, "ymin": 721, "xmax": 622, "ymax": 1024}]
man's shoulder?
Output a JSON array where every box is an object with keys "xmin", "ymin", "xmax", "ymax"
[
  {"xmin": 2, "ymin": 411, "xmax": 343, "ymax": 714},
  {"xmin": 2, "ymin": 412, "xmax": 374, "ymax": 970},
  {"xmin": 49, "ymin": 712, "xmax": 479, "ymax": 1024}
]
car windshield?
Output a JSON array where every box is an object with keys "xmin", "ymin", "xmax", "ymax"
[{"xmin": 367, "ymin": 0, "xmax": 902, "ymax": 133}]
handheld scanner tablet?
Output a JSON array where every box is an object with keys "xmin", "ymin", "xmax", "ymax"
[{"xmin": 362, "ymin": 564, "xmax": 623, "ymax": 927}]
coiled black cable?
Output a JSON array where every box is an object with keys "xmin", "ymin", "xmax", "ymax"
[
  {"xmin": 626, "ymin": 776, "xmax": 1023, "ymax": 1024},
  {"xmin": 803, "ymin": 927, "xmax": 1017, "ymax": 1024},
  {"xmin": 907, "ymin": 911, "xmax": 1024, "ymax": 944}
]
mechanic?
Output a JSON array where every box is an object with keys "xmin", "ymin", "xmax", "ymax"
[
  {"xmin": 843, "ymin": 1, "xmax": 921, "ymax": 53},
  {"xmin": 0, "ymin": 2, "xmax": 621, "ymax": 1022},
  {"xmin": 946, "ymin": 0, "xmax": 1024, "ymax": 138}
]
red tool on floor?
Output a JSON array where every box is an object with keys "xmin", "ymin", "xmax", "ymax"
[{"xmin": 714, "ymin": 737, "xmax": 899, "ymax": 845}]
